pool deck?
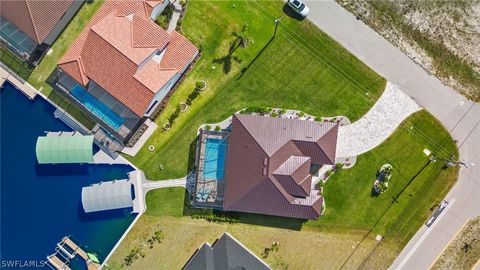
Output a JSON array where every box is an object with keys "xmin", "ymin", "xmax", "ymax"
[
  {"xmin": 91, "ymin": 150, "xmax": 130, "ymax": 165},
  {"xmin": 121, "ymin": 119, "xmax": 158, "ymax": 157},
  {"xmin": 0, "ymin": 63, "xmax": 38, "ymax": 99}
]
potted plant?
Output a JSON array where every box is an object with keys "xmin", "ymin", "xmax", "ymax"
[
  {"xmin": 163, "ymin": 122, "xmax": 171, "ymax": 131},
  {"xmin": 180, "ymin": 102, "xmax": 188, "ymax": 112},
  {"xmin": 196, "ymin": 80, "xmax": 207, "ymax": 91}
]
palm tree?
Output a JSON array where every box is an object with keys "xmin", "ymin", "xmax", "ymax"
[{"xmin": 231, "ymin": 25, "xmax": 250, "ymax": 48}]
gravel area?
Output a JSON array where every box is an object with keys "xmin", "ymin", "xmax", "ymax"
[{"xmin": 336, "ymin": 82, "xmax": 421, "ymax": 158}]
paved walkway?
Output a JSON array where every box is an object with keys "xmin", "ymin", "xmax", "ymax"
[
  {"xmin": 167, "ymin": 0, "xmax": 182, "ymax": 33},
  {"xmin": 121, "ymin": 119, "xmax": 158, "ymax": 157},
  {"xmin": 92, "ymin": 150, "xmax": 131, "ymax": 165},
  {"xmin": 141, "ymin": 177, "xmax": 187, "ymax": 192},
  {"xmin": 306, "ymin": 1, "xmax": 480, "ymax": 269},
  {"xmin": 336, "ymin": 82, "xmax": 421, "ymax": 158}
]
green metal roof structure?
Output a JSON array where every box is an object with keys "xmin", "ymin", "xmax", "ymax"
[{"xmin": 36, "ymin": 135, "xmax": 94, "ymax": 164}]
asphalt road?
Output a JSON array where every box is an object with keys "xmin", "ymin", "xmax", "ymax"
[{"xmin": 303, "ymin": 1, "xmax": 480, "ymax": 269}]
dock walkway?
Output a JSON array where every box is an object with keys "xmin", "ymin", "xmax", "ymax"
[{"xmin": 48, "ymin": 237, "xmax": 100, "ymax": 270}]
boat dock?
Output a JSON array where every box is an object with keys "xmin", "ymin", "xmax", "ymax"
[
  {"xmin": 47, "ymin": 236, "xmax": 101, "ymax": 270},
  {"xmin": 47, "ymin": 254, "xmax": 71, "ymax": 270}
]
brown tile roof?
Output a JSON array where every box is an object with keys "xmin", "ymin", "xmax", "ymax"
[
  {"xmin": 223, "ymin": 114, "xmax": 338, "ymax": 219},
  {"xmin": 58, "ymin": 0, "xmax": 198, "ymax": 116},
  {"xmin": 0, "ymin": 0, "xmax": 74, "ymax": 44}
]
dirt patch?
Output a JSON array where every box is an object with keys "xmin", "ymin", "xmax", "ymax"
[
  {"xmin": 337, "ymin": 0, "xmax": 480, "ymax": 101},
  {"xmin": 431, "ymin": 217, "xmax": 480, "ymax": 269}
]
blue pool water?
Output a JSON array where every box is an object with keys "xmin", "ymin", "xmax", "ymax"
[
  {"xmin": 70, "ymin": 85, "xmax": 124, "ymax": 131},
  {"xmin": 203, "ymin": 138, "xmax": 227, "ymax": 179},
  {"xmin": 1, "ymin": 81, "xmax": 135, "ymax": 269}
]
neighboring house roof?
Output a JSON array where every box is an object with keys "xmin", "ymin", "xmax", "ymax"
[
  {"xmin": 223, "ymin": 114, "xmax": 338, "ymax": 219},
  {"xmin": 58, "ymin": 0, "xmax": 198, "ymax": 116},
  {"xmin": 183, "ymin": 233, "xmax": 271, "ymax": 270},
  {"xmin": 0, "ymin": 0, "xmax": 74, "ymax": 44}
]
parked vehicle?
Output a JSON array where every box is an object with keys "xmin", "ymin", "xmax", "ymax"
[{"xmin": 286, "ymin": 0, "xmax": 310, "ymax": 17}]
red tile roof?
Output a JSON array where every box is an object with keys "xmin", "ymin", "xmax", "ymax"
[
  {"xmin": 0, "ymin": 0, "xmax": 74, "ymax": 44},
  {"xmin": 223, "ymin": 114, "xmax": 338, "ymax": 220},
  {"xmin": 58, "ymin": 0, "xmax": 198, "ymax": 116}
]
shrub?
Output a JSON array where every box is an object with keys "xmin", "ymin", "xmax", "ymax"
[
  {"xmin": 155, "ymin": 5, "xmax": 174, "ymax": 29},
  {"xmin": 315, "ymin": 180, "xmax": 325, "ymax": 189},
  {"xmin": 123, "ymin": 246, "xmax": 144, "ymax": 266},
  {"xmin": 168, "ymin": 106, "xmax": 181, "ymax": 125},
  {"xmin": 244, "ymin": 106, "xmax": 270, "ymax": 114},
  {"xmin": 205, "ymin": 125, "xmax": 211, "ymax": 131},
  {"xmin": 186, "ymin": 88, "xmax": 200, "ymax": 105},
  {"xmin": 280, "ymin": 109, "xmax": 287, "ymax": 115},
  {"xmin": 156, "ymin": 15, "xmax": 168, "ymax": 28},
  {"xmin": 298, "ymin": 111, "xmax": 305, "ymax": 117},
  {"xmin": 190, "ymin": 212, "xmax": 238, "ymax": 223},
  {"xmin": 334, "ymin": 163, "xmax": 344, "ymax": 171},
  {"xmin": 214, "ymin": 126, "xmax": 221, "ymax": 131},
  {"xmin": 324, "ymin": 170, "xmax": 333, "ymax": 179},
  {"xmin": 195, "ymin": 81, "xmax": 206, "ymax": 89}
]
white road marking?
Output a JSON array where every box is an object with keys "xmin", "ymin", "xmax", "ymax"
[{"xmin": 395, "ymin": 199, "xmax": 456, "ymax": 270}]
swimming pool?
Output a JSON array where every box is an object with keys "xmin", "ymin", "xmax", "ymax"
[
  {"xmin": 203, "ymin": 138, "xmax": 228, "ymax": 180},
  {"xmin": 1, "ymin": 81, "xmax": 135, "ymax": 269},
  {"xmin": 70, "ymin": 85, "xmax": 124, "ymax": 131}
]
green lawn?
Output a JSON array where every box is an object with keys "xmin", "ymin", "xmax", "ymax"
[
  {"xmin": 27, "ymin": 1, "xmax": 103, "ymax": 95},
  {"xmin": 144, "ymin": 188, "xmax": 186, "ymax": 217},
  {"xmin": 108, "ymin": 110, "xmax": 459, "ymax": 269},
  {"xmin": 0, "ymin": 47, "xmax": 33, "ymax": 80},
  {"xmin": 126, "ymin": 0, "xmax": 386, "ymax": 180}
]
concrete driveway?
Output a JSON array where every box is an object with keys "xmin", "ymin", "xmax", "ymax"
[
  {"xmin": 304, "ymin": 1, "xmax": 480, "ymax": 269},
  {"xmin": 336, "ymin": 82, "xmax": 421, "ymax": 158}
]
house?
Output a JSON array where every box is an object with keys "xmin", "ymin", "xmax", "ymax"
[
  {"xmin": 0, "ymin": 0, "xmax": 84, "ymax": 65},
  {"xmin": 48, "ymin": 0, "xmax": 198, "ymax": 154},
  {"xmin": 183, "ymin": 232, "xmax": 271, "ymax": 270},
  {"xmin": 193, "ymin": 114, "xmax": 338, "ymax": 220}
]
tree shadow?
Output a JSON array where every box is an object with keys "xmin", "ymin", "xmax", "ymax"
[
  {"xmin": 213, "ymin": 25, "xmax": 250, "ymax": 74},
  {"xmin": 237, "ymin": 36, "xmax": 274, "ymax": 79},
  {"xmin": 282, "ymin": 4, "xmax": 306, "ymax": 21},
  {"xmin": 212, "ymin": 40, "xmax": 242, "ymax": 74}
]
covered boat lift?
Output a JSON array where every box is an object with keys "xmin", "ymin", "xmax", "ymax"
[
  {"xmin": 81, "ymin": 179, "xmax": 134, "ymax": 213},
  {"xmin": 35, "ymin": 134, "xmax": 94, "ymax": 164}
]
